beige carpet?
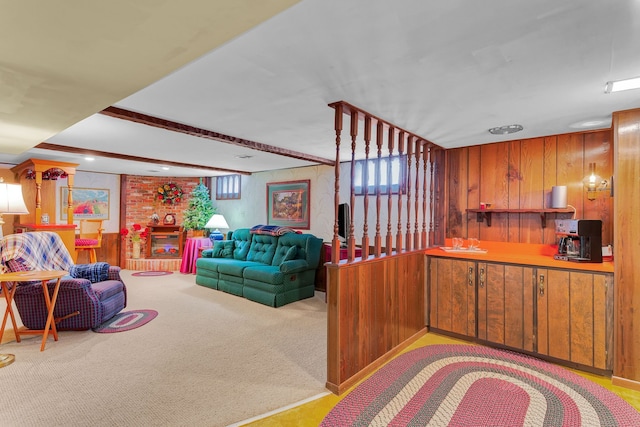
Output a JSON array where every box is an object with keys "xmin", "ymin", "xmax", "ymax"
[{"xmin": 0, "ymin": 270, "xmax": 327, "ymax": 426}]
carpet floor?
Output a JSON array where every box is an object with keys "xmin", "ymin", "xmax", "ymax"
[
  {"xmin": 320, "ymin": 344, "xmax": 640, "ymax": 426},
  {"xmin": 0, "ymin": 270, "xmax": 327, "ymax": 426}
]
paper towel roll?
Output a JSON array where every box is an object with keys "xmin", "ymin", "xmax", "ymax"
[{"xmin": 551, "ymin": 186, "xmax": 567, "ymax": 208}]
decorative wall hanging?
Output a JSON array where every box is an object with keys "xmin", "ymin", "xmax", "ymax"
[
  {"xmin": 157, "ymin": 182, "xmax": 183, "ymax": 205},
  {"xmin": 266, "ymin": 180, "xmax": 310, "ymax": 229},
  {"xmin": 60, "ymin": 188, "xmax": 110, "ymax": 220}
]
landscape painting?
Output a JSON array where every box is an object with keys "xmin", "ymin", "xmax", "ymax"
[{"xmin": 60, "ymin": 187, "xmax": 110, "ymax": 220}]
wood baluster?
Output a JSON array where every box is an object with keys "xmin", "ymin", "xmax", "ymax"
[
  {"xmin": 374, "ymin": 121, "xmax": 384, "ymax": 257},
  {"xmin": 348, "ymin": 110, "xmax": 358, "ymax": 262},
  {"xmin": 66, "ymin": 175, "xmax": 75, "ymax": 225},
  {"xmin": 422, "ymin": 144, "xmax": 429, "ymax": 248},
  {"xmin": 331, "ymin": 103, "xmax": 343, "ymax": 264},
  {"xmin": 405, "ymin": 136, "xmax": 413, "ymax": 251},
  {"xmin": 361, "ymin": 116, "xmax": 371, "ymax": 260},
  {"xmin": 429, "ymin": 147, "xmax": 436, "ymax": 246},
  {"xmin": 386, "ymin": 127, "xmax": 395, "ymax": 255},
  {"xmin": 35, "ymin": 170, "xmax": 43, "ymax": 224},
  {"xmin": 396, "ymin": 131, "xmax": 405, "ymax": 253},
  {"xmin": 414, "ymin": 139, "xmax": 421, "ymax": 250}
]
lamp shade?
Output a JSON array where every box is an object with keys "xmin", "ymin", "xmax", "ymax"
[
  {"xmin": 205, "ymin": 214, "xmax": 229, "ymax": 230},
  {"xmin": 0, "ymin": 182, "xmax": 29, "ymax": 214}
]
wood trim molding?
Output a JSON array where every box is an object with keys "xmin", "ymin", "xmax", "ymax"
[
  {"xmin": 36, "ymin": 142, "xmax": 251, "ymax": 175},
  {"xmin": 101, "ymin": 106, "xmax": 335, "ymax": 166}
]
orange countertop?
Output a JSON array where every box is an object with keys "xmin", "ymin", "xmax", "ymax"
[{"xmin": 425, "ymin": 239, "xmax": 614, "ymax": 273}]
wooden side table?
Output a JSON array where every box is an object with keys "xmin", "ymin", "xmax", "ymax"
[{"xmin": 0, "ymin": 270, "xmax": 68, "ymax": 351}]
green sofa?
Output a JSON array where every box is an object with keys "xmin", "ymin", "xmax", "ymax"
[{"xmin": 195, "ymin": 228, "xmax": 323, "ymax": 307}]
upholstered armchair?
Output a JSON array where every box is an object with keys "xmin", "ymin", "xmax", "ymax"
[{"xmin": 0, "ymin": 231, "xmax": 127, "ymax": 330}]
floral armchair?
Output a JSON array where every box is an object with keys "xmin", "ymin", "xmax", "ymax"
[{"xmin": 0, "ymin": 231, "xmax": 127, "ymax": 330}]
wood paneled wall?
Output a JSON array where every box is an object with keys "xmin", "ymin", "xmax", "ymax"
[
  {"xmin": 326, "ymin": 251, "xmax": 427, "ymax": 394},
  {"xmin": 446, "ymin": 129, "xmax": 613, "ymax": 245},
  {"xmin": 75, "ymin": 233, "xmax": 121, "ymax": 266},
  {"xmin": 612, "ymin": 108, "xmax": 640, "ymax": 389}
]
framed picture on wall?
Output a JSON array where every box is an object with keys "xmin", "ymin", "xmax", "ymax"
[
  {"xmin": 266, "ymin": 180, "xmax": 310, "ymax": 229},
  {"xmin": 60, "ymin": 187, "xmax": 110, "ymax": 220}
]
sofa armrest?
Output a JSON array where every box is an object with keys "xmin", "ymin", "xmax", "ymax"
[{"xmin": 279, "ymin": 259, "xmax": 309, "ymax": 274}]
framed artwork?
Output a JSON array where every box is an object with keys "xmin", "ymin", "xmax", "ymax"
[
  {"xmin": 60, "ymin": 187, "xmax": 110, "ymax": 220},
  {"xmin": 266, "ymin": 180, "xmax": 310, "ymax": 229}
]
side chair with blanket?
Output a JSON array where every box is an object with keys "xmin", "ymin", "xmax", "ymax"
[{"xmin": 0, "ymin": 231, "xmax": 127, "ymax": 330}]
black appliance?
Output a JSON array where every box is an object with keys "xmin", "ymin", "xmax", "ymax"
[{"xmin": 554, "ymin": 219, "xmax": 602, "ymax": 263}]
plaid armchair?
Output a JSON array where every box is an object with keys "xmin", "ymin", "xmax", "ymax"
[{"xmin": 0, "ymin": 231, "xmax": 126, "ymax": 330}]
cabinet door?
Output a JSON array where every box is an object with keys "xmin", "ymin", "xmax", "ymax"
[
  {"xmin": 428, "ymin": 257, "xmax": 476, "ymax": 337},
  {"xmin": 477, "ymin": 262, "xmax": 534, "ymax": 351},
  {"xmin": 536, "ymin": 269, "xmax": 612, "ymax": 370}
]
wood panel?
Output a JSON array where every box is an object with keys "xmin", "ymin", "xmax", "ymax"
[
  {"xmin": 507, "ymin": 140, "xmax": 521, "ymax": 242},
  {"xmin": 504, "ymin": 265, "xmax": 525, "ymax": 349},
  {"xmin": 326, "ymin": 252, "xmax": 426, "ymax": 394},
  {"xmin": 523, "ymin": 267, "xmax": 535, "ymax": 352},
  {"xmin": 485, "ymin": 263, "xmax": 505, "ymax": 344},
  {"xmin": 536, "ymin": 268, "xmax": 548, "ymax": 355},
  {"xmin": 546, "ymin": 269, "xmax": 571, "ymax": 361},
  {"xmin": 74, "ymin": 233, "xmax": 121, "ymax": 266},
  {"xmin": 542, "ymin": 136, "xmax": 559, "ymax": 243},
  {"xmin": 479, "ymin": 143, "xmax": 510, "ymax": 242},
  {"xmin": 613, "ymin": 108, "xmax": 640, "ymax": 385},
  {"xmin": 445, "ymin": 129, "xmax": 613, "ymax": 245},
  {"xmin": 570, "ymin": 271, "xmax": 594, "ymax": 366}
]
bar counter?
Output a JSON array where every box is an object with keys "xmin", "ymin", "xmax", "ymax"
[{"xmin": 425, "ymin": 239, "xmax": 613, "ymax": 273}]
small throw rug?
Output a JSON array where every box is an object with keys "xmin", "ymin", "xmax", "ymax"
[
  {"xmin": 93, "ymin": 309, "xmax": 158, "ymax": 333},
  {"xmin": 321, "ymin": 344, "xmax": 640, "ymax": 426},
  {"xmin": 131, "ymin": 270, "xmax": 173, "ymax": 277}
]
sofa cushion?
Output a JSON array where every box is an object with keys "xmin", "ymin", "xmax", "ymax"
[
  {"xmin": 69, "ymin": 262, "xmax": 110, "ymax": 283},
  {"xmin": 231, "ymin": 229, "xmax": 253, "ymax": 260},
  {"xmin": 212, "ymin": 240, "xmax": 234, "ymax": 258},
  {"xmin": 246, "ymin": 234, "xmax": 277, "ymax": 264},
  {"xmin": 243, "ymin": 265, "xmax": 284, "ymax": 285},
  {"xmin": 283, "ymin": 245, "xmax": 297, "ymax": 262},
  {"xmin": 217, "ymin": 260, "xmax": 262, "ymax": 276}
]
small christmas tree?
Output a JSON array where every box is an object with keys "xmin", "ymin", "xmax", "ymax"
[{"xmin": 183, "ymin": 179, "xmax": 216, "ymax": 231}]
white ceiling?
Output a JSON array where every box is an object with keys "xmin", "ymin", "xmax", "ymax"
[{"xmin": 1, "ymin": 0, "xmax": 639, "ymax": 177}]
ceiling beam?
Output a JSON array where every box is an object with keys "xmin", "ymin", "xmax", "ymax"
[
  {"xmin": 100, "ymin": 106, "xmax": 335, "ymax": 166},
  {"xmin": 35, "ymin": 142, "xmax": 251, "ymax": 175}
]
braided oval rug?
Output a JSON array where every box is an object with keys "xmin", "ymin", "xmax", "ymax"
[{"xmin": 321, "ymin": 344, "xmax": 640, "ymax": 426}]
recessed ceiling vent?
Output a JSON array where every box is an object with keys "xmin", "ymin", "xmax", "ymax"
[{"xmin": 488, "ymin": 124, "xmax": 524, "ymax": 135}]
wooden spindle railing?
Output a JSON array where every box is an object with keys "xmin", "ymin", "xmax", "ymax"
[
  {"xmin": 361, "ymin": 115, "xmax": 371, "ymax": 260},
  {"xmin": 374, "ymin": 121, "xmax": 384, "ymax": 257},
  {"xmin": 386, "ymin": 127, "xmax": 394, "ymax": 255},
  {"xmin": 414, "ymin": 139, "xmax": 421, "ymax": 249}
]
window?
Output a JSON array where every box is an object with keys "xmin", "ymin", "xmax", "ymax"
[
  {"xmin": 353, "ymin": 155, "xmax": 407, "ymax": 195},
  {"xmin": 216, "ymin": 175, "xmax": 241, "ymax": 200}
]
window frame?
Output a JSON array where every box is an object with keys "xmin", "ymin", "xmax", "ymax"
[
  {"xmin": 353, "ymin": 155, "xmax": 408, "ymax": 196},
  {"xmin": 215, "ymin": 174, "xmax": 241, "ymax": 200}
]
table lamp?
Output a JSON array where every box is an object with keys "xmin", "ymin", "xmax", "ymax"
[
  {"xmin": 0, "ymin": 178, "xmax": 29, "ymax": 239},
  {"xmin": 205, "ymin": 214, "xmax": 229, "ymax": 241},
  {"xmin": 0, "ymin": 178, "xmax": 29, "ymax": 368}
]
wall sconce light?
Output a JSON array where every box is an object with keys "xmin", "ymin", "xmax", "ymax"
[{"xmin": 583, "ymin": 162, "xmax": 609, "ymax": 200}]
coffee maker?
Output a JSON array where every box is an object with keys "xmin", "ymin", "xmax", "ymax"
[{"xmin": 554, "ymin": 219, "xmax": 602, "ymax": 263}]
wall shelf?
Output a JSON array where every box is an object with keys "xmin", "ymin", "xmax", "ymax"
[{"xmin": 466, "ymin": 208, "xmax": 575, "ymax": 228}]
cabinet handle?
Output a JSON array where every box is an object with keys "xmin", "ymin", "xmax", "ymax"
[
  {"xmin": 468, "ymin": 266, "xmax": 474, "ymax": 286},
  {"xmin": 539, "ymin": 274, "xmax": 545, "ymax": 296},
  {"xmin": 479, "ymin": 267, "xmax": 485, "ymax": 288}
]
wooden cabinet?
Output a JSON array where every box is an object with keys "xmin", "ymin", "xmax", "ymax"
[
  {"xmin": 476, "ymin": 262, "xmax": 535, "ymax": 352},
  {"xmin": 428, "ymin": 257, "xmax": 476, "ymax": 338},
  {"xmin": 536, "ymin": 269, "xmax": 612, "ymax": 370},
  {"xmin": 427, "ymin": 255, "xmax": 613, "ymax": 372}
]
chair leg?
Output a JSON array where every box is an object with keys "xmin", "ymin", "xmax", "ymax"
[{"xmin": 90, "ymin": 249, "xmax": 97, "ymax": 264}]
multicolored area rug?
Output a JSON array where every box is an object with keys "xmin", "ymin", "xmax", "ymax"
[
  {"xmin": 93, "ymin": 310, "xmax": 158, "ymax": 333},
  {"xmin": 131, "ymin": 271, "xmax": 173, "ymax": 277},
  {"xmin": 321, "ymin": 344, "xmax": 640, "ymax": 426}
]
